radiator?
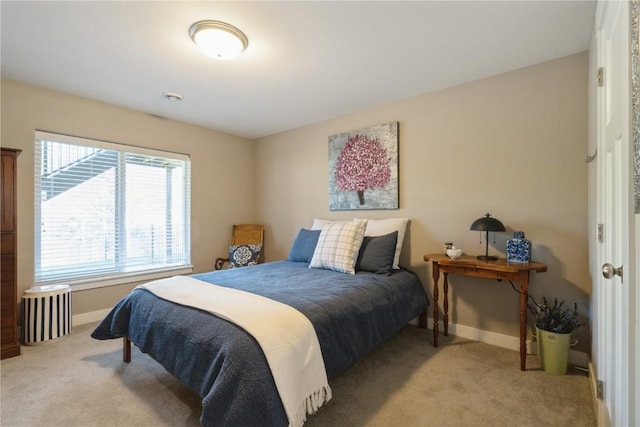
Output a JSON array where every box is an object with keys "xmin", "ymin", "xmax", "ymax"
[{"xmin": 22, "ymin": 285, "xmax": 72, "ymax": 344}]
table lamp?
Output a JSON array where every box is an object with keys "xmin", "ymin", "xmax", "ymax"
[{"xmin": 470, "ymin": 213, "xmax": 505, "ymax": 260}]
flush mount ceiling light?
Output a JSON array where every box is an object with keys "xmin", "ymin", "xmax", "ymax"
[{"xmin": 189, "ymin": 20, "xmax": 248, "ymax": 60}]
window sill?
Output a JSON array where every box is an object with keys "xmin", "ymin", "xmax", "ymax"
[{"xmin": 37, "ymin": 265, "xmax": 195, "ymax": 291}]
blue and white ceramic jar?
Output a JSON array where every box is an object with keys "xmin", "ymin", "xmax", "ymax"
[{"xmin": 507, "ymin": 231, "xmax": 531, "ymax": 263}]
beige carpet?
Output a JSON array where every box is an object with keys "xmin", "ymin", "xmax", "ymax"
[{"xmin": 0, "ymin": 322, "xmax": 594, "ymax": 427}]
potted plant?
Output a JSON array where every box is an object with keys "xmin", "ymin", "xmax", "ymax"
[{"xmin": 528, "ymin": 297, "xmax": 584, "ymax": 374}]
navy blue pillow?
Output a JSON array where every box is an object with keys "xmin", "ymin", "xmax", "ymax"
[
  {"xmin": 229, "ymin": 243, "xmax": 262, "ymax": 268},
  {"xmin": 288, "ymin": 228, "xmax": 321, "ymax": 262},
  {"xmin": 356, "ymin": 231, "xmax": 398, "ymax": 275}
]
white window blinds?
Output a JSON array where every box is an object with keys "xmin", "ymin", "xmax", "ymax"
[{"xmin": 34, "ymin": 131, "xmax": 191, "ymax": 285}]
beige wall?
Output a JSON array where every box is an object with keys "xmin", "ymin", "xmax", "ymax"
[
  {"xmin": 1, "ymin": 78, "xmax": 255, "ymax": 314},
  {"xmin": 1, "ymin": 52, "xmax": 590, "ymax": 352},
  {"xmin": 255, "ymin": 53, "xmax": 590, "ymax": 352}
]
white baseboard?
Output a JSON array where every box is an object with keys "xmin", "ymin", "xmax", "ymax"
[
  {"xmin": 70, "ymin": 311, "xmax": 590, "ymax": 367},
  {"xmin": 426, "ymin": 317, "xmax": 589, "ymax": 368},
  {"xmin": 73, "ymin": 308, "xmax": 112, "ymax": 326}
]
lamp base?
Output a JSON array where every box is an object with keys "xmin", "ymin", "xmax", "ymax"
[{"xmin": 477, "ymin": 255, "xmax": 498, "ymax": 261}]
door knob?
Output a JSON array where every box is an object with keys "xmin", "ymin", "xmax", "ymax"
[{"xmin": 602, "ymin": 263, "xmax": 623, "ymax": 281}]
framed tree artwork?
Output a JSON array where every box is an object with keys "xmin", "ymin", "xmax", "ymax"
[{"xmin": 328, "ymin": 122, "xmax": 398, "ymax": 210}]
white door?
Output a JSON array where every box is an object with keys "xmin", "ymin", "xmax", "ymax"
[{"xmin": 594, "ymin": 1, "xmax": 636, "ymax": 426}]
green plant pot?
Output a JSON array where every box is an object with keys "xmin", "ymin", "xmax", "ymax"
[{"xmin": 536, "ymin": 326, "xmax": 571, "ymax": 375}]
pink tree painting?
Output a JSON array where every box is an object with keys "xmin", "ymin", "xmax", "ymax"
[
  {"xmin": 335, "ymin": 134, "xmax": 391, "ymax": 205},
  {"xmin": 328, "ymin": 122, "xmax": 398, "ymax": 210}
]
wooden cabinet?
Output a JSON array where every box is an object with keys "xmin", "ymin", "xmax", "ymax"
[{"xmin": 1, "ymin": 148, "xmax": 21, "ymax": 359}]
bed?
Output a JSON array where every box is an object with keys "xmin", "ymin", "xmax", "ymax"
[{"xmin": 92, "ymin": 220, "xmax": 429, "ymax": 426}]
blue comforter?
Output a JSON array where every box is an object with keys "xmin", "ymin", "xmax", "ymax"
[{"xmin": 92, "ymin": 261, "xmax": 428, "ymax": 426}]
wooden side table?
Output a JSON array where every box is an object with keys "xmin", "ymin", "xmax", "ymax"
[{"xmin": 424, "ymin": 254, "xmax": 547, "ymax": 371}]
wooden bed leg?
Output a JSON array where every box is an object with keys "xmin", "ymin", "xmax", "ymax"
[
  {"xmin": 123, "ymin": 337, "xmax": 131, "ymax": 363},
  {"xmin": 419, "ymin": 310, "xmax": 429, "ymax": 329}
]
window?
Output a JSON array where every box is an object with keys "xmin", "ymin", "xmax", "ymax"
[{"xmin": 34, "ymin": 131, "xmax": 191, "ymax": 288}]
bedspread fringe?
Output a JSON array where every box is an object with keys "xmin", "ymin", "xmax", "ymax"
[{"xmin": 291, "ymin": 385, "xmax": 332, "ymax": 427}]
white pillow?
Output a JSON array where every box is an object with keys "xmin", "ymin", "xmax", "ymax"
[
  {"xmin": 309, "ymin": 219, "xmax": 367, "ymax": 274},
  {"xmin": 356, "ymin": 218, "xmax": 409, "ymax": 269},
  {"xmin": 311, "ymin": 218, "xmax": 351, "ymax": 230}
]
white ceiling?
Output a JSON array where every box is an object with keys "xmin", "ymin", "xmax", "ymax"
[{"xmin": 1, "ymin": 1, "xmax": 596, "ymax": 139}]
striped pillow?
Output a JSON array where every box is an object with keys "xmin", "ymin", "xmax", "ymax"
[{"xmin": 309, "ymin": 219, "xmax": 367, "ymax": 274}]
